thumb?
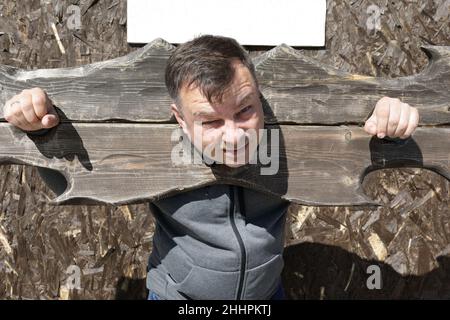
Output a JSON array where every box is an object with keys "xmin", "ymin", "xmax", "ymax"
[
  {"xmin": 41, "ymin": 110, "xmax": 60, "ymax": 128},
  {"xmin": 364, "ymin": 114, "xmax": 377, "ymax": 135},
  {"xmin": 41, "ymin": 103, "xmax": 60, "ymax": 128}
]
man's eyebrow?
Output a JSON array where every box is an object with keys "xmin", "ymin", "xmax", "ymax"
[
  {"xmin": 193, "ymin": 110, "xmax": 217, "ymax": 117},
  {"xmin": 192, "ymin": 93, "xmax": 256, "ymax": 117},
  {"xmin": 236, "ymin": 93, "xmax": 255, "ymax": 107}
]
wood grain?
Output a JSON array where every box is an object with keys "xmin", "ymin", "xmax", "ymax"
[
  {"xmin": 0, "ymin": 122, "xmax": 448, "ymax": 206},
  {"xmin": 0, "ymin": 38, "xmax": 449, "ymax": 206},
  {"xmin": 1, "ymin": 39, "xmax": 449, "ymax": 124}
]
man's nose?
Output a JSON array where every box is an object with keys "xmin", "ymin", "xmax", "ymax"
[{"xmin": 221, "ymin": 121, "xmax": 246, "ymax": 150}]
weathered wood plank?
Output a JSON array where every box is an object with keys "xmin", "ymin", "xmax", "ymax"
[
  {"xmin": 0, "ymin": 122, "xmax": 448, "ymax": 206},
  {"xmin": 256, "ymin": 45, "xmax": 450, "ymax": 124},
  {"xmin": 0, "ymin": 39, "xmax": 175, "ymax": 122},
  {"xmin": 0, "ymin": 39, "xmax": 449, "ymax": 124}
]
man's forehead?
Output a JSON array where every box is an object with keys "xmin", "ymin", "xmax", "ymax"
[
  {"xmin": 179, "ymin": 60, "xmax": 257, "ymax": 106},
  {"xmin": 191, "ymin": 88, "xmax": 254, "ymax": 105},
  {"xmin": 190, "ymin": 91, "xmax": 255, "ymax": 116}
]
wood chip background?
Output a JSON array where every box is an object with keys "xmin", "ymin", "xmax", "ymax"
[{"xmin": 0, "ymin": 0, "xmax": 449, "ymax": 299}]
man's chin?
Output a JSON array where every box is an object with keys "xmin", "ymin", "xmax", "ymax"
[
  {"xmin": 221, "ymin": 150, "xmax": 250, "ymax": 167},
  {"xmin": 222, "ymin": 161, "xmax": 247, "ymax": 168}
]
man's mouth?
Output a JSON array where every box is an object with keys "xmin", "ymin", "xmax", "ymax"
[{"xmin": 223, "ymin": 142, "xmax": 248, "ymax": 154}]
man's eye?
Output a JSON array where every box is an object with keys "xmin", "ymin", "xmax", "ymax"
[
  {"xmin": 238, "ymin": 105, "xmax": 252, "ymax": 115},
  {"xmin": 202, "ymin": 120, "xmax": 219, "ymax": 126}
]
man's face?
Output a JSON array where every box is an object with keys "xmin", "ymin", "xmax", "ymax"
[{"xmin": 171, "ymin": 59, "xmax": 264, "ymax": 167}]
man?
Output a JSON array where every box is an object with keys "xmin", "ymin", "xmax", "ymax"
[{"xmin": 3, "ymin": 35, "xmax": 419, "ymax": 300}]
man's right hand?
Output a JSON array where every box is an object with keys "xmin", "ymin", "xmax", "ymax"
[{"xmin": 3, "ymin": 88, "xmax": 60, "ymax": 132}]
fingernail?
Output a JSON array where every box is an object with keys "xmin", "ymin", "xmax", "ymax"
[{"xmin": 377, "ymin": 133, "xmax": 385, "ymax": 139}]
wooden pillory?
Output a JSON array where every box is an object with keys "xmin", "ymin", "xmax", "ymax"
[{"xmin": 0, "ymin": 38, "xmax": 449, "ymax": 207}]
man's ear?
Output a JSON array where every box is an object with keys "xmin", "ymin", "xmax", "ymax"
[{"xmin": 171, "ymin": 103, "xmax": 189, "ymax": 136}]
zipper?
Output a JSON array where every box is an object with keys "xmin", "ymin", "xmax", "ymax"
[{"xmin": 228, "ymin": 185, "xmax": 247, "ymax": 300}]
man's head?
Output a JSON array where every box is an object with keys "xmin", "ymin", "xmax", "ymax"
[{"xmin": 165, "ymin": 35, "xmax": 264, "ymax": 167}]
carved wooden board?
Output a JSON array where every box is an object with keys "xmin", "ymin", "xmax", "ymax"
[{"xmin": 0, "ymin": 39, "xmax": 449, "ymax": 206}]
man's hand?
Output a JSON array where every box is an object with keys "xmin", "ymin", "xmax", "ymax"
[
  {"xmin": 3, "ymin": 88, "xmax": 59, "ymax": 132},
  {"xmin": 364, "ymin": 97, "xmax": 419, "ymax": 139}
]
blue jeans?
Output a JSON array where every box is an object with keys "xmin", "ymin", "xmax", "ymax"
[
  {"xmin": 148, "ymin": 281, "xmax": 285, "ymax": 300},
  {"xmin": 270, "ymin": 281, "xmax": 286, "ymax": 300}
]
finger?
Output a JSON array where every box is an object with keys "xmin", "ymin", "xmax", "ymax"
[
  {"xmin": 30, "ymin": 88, "xmax": 49, "ymax": 119},
  {"xmin": 375, "ymin": 98, "xmax": 390, "ymax": 138},
  {"xmin": 3, "ymin": 96, "xmax": 20, "ymax": 121},
  {"xmin": 5, "ymin": 106, "xmax": 23, "ymax": 127},
  {"xmin": 400, "ymin": 107, "xmax": 420, "ymax": 139},
  {"xmin": 41, "ymin": 100, "xmax": 59, "ymax": 128},
  {"xmin": 386, "ymin": 99, "xmax": 401, "ymax": 137},
  {"xmin": 392, "ymin": 103, "xmax": 410, "ymax": 138},
  {"xmin": 41, "ymin": 113, "xmax": 59, "ymax": 128},
  {"xmin": 11, "ymin": 108, "xmax": 36, "ymax": 131},
  {"xmin": 364, "ymin": 113, "xmax": 377, "ymax": 135},
  {"xmin": 20, "ymin": 91, "xmax": 40, "ymax": 124}
]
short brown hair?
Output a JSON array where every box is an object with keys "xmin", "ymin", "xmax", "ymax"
[{"xmin": 165, "ymin": 35, "xmax": 258, "ymax": 106}]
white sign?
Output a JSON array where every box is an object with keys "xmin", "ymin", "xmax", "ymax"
[{"xmin": 127, "ymin": 0, "xmax": 326, "ymax": 46}]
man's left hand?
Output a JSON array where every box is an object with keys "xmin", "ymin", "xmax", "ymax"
[{"xmin": 364, "ymin": 96, "xmax": 419, "ymax": 139}]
